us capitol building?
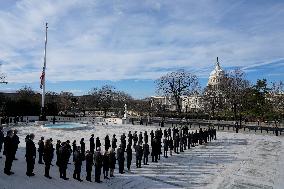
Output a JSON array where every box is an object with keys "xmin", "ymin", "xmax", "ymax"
[{"xmin": 151, "ymin": 57, "xmax": 225, "ymax": 112}]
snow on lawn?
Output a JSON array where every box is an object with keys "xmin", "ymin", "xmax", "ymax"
[{"xmin": 0, "ymin": 124, "xmax": 283, "ymax": 189}]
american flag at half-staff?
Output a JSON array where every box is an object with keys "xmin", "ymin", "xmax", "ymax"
[{"xmin": 40, "ymin": 67, "xmax": 45, "ymax": 89}]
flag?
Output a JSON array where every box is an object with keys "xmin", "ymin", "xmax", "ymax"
[{"xmin": 40, "ymin": 68, "xmax": 45, "ymax": 89}]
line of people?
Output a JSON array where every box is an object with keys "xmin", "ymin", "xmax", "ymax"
[{"xmin": 0, "ymin": 125, "xmax": 217, "ymax": 183}]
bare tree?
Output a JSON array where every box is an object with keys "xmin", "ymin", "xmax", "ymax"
[
  {"xmin": 270, "ymin": 81, "xmax": 284, "ymax": 119},
  {"xmin": 220, "ymin": 69, "xmax": 250, "ymax": 122},
  {"xmin": 202, "ymin": 85, "xmax": 225, "ymax": 119},
  {"xmin": 155, "ymin": 70, "xmax": 199, "ymax": 114}
]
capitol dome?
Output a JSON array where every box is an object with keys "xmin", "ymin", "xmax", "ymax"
[{"xmin": 208, "ymin": 57, "xmax": 225, "ymax": 90}]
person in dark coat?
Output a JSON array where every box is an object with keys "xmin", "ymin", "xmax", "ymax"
[
  {"xmin": 117, "ymin": 145, "xmax": 125, "ymax": 174},
  {"xmin": 66, "ymin": 140, "xmax": 72, "ymax": 163},
  {"xmin": 151, "ymin": 137, "xmax": 158, "ymax": 162},
  {"xmin": 135, "ymin": 142, "xmax": 143, "ymax": 168},
  {"xmin": 43, "ymin": 139, "xmax": 54, "ymax": 179},
  {"xmin": 163, "ymin": 138, "xmax": 168, "ymax": 158},
  {"xmin": 80, "ymin": 138, "xmax": 85, "ymax": 156},
  {"xmin": 138, "ymin": 132, "xmax": 143, "ymax": 144},
  {"xmin": 112, "ymin": 134, "xmax": 117, "ymax": 150},
  {"xmin": 109, "ymin": 148, "xmax": 116, "ymax": 177},
  {"xmin": 85, "ymin": 150, "xmax": 93, "ymax": 182},
  {"xmin": 26, "ymin": 133, "xmax": 36, "ymax": 176},
  {"xmin": 126, "ymin": 144, "xmax": 132, "ymax": 171},
  {"xmin": 103, "ymin": 150, "xmax": 110, "ymax": 179},
  {"xmin": 144, "ymin": 131, "xmax": 148, "ymax": 144},
  {"xmin": 58, "ymin": 142, "xmax": 69, "ymax": 180},
  {"xmin": 38, "ymin": 136, "xmax": 44, "ymax": 164},
  {"xmin": 105, "ymin": 135, "xmax": 111, "ymax": 151},
  {"xmin": 143, "ymin": 142, "xmax": 150, "ymax": 165},
  {"xmin": 94, "ymin": 147, "xmax": 103, "ymax": 183},
  {"xmin": 56, "ymin": 140, "xmax": 61, "ymax": 166},
  {"xmin": 3, "ymin": 130, "xmax": 15, "ymax": 175},
  {"xmin": 0, "ymin": 126, "xmax": 4, "ymax": 158},
  {"xmin": 128, "ymin": 131, "xmax": 133, "ymax": 147},
  {"xmin": 96, "ymin": 137, "xmax": 101, "ymax": 150},
  {"xmin": 150, "ymin": 130, "xmax": 154, "ymax": 144},
  {"xmin": 169, "ymin": 137, "xmax": 173, "ymax": 156},
  {"xmin": 73, "ymin": 146, "xmax": 83, "ymax": 181},
  {"xmin": 90, "ymin": 134, "xmax": 95, "ymax": 154},
  {"xmin": 72, "ymin": 140, "xmax": 77, "ymax": 152},
  {"xmin": 121, "ymin": 133, "xmax": 126, "ymax": 152},
  {"xmin": 12, "ymin": 129, "xmax": 20, "ymax": 160},
  {"xmin": 133, "ymin": 131, "xmax": 138, "ymax": 148}
]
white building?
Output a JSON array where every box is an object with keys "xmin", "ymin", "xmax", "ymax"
[
  {"xmin": 207, "ymin": 57, "xmax": 225, "ymax": 90},
  {"xmin": 151, "ymin": 57, "xmax": 225, "ymax": 112}
]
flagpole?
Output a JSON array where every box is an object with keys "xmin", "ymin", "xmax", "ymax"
[{"xmin": 41, "ymin": 22, "xmax": 48, "ymax": 120}]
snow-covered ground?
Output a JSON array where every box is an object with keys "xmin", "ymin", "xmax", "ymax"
[{"xmin": 0, "ymin": 123, "xmax": 283, "ymax": 189}]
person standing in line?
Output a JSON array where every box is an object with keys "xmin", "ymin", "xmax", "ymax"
[
  {"xmin": 56, "ymin": 140, "xmax": 61, "ymax": 166},
  {"xmin": 0, "ymin": 126, "xmax": 4, "ymax": 158},
  {"xmin": 80, "ymin": 138, "xmax": 85, "ymax": 159},
  {"xmin": 85, "ymin": 150, "xmax": 93, "ymax": 182},
  {"xmin": 12, "ymin": 129, "xmax": 20, "ymax": 160},
  {"xmin": 133, "ymin": 131, "xmax": 138, "ymax": 148},
  {"xmin": 121, "ymin": 133, "xmax": 126, "ymax": 152},
  {"xmin": 144, "ymin": 131, "xmax": 148, "ymax": 144},
  {"xmin": 90, "ymin": 134, "xmax": 95, "ymax": 154},
  {"xmin": 58, "ymin": 142, "xmax": 69, "ymax": 180},
  {"xmin": 66, "ymin": 140, "xmax": 72, "ymax": 164},
  {"xmin": 135, "ymin": 142, "xmax": 143, "ymax": 168},
  {"xmin": 73, "ymin": 146, "xmax": 83, "ymax": 182},
  {"xmin": 128, "ymin": 131, "xmax": 133, "ymax": 147},
  {"xmin": 117, "ymin": 145, "xmax": 125, "ymax": 174},
  {"xmin": 105, "ymin": 135, "xmax": 111, "ymax": 151},
  {"xmin": 109, "ymin": 148, "xmax": 116, "ymax": 177},
  {"xmin": 25, "ymin": 133, "xmax": 36, "ymax": 177},
  {"xmin": 138, "ymin": 132, "xmax": 143, "ymax": 144},
  {"xmin": 126, "ymin": 144, "xmax": 132, "ymax": 171},
  {"xmin": 43, "ymin": 139, "xmax": 54, "ymax": 179},
  {"xmin": 38, "ymin": 137, "xmax": 44, "ymax": 164},
  {"xmin": 103, "ymin": 150, "xmax": 110, "ymax": 179},
  {"xmin": 143, "ymin": 142, "xmax": 150, "ymax": 165},
  {"xmin": 96, "ymin": 137, "xmax": 101, "ymax": 150},
  {"xmin": 169, "ymin": 137, "xmax": 173, "ymax": 156},
  {"xmin": 94, "ymin": 147, "xmax": 103, "ymax": 183},
  {"xmin": 112, "ymin": 134, "xmax": 117, "ymax": 151},
  {"xmin": 3, "ymin": 130, "xmax": 15, "ymax": 175},
  {"xmin": 163, "ymin": 137, "xmax": 168, "ymax": 158}
]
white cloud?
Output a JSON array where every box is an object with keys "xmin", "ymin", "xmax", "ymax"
[{"xmin": 0, "ymin": 0, "xmax": 283, "ymax": 84}]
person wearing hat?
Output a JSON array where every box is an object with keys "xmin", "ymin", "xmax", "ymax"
[
  {"xmin": 94, "ymin": 147, "xmax": 103, "ymax": 183},
  {"xmin": 56, "ymin": 140, "xmax": 61, "ymax": 166},
  {"xmin": 0, "ymin": 126, "xmax": 4, "ymax": 158},
  {"xmin": 111, "ymin": 134, "xmax": 117, "ymax": 150},
  {"xmin": 12, "ymin": 129, "xmax": 20, "ymax": 160},
  {"xmin": 73, "ymin": 146, "xmax": 83, "ymax": 182},
  {"xmin": 89, "ymin": 134, "xmax": 95, "ymax": 154},
  {"xmin": 117, "ymin": 144, "xmax": 125, "ymax": 174},
  {"xmin": 109, "ymin": 148, "xmax": 116, "ymax": 177},
  {"xmin": 135, "ymin": 142, "xmax": 143, "ymax": 168},
  {"xmin": 85, "ymin": 150, "xmax": 93, "ymax": 182},
  {"xmin": 3, "ymin": 130, "xmax": 15, "ymax": 175},
  {"xmin": 26, "ymin": 133, "xmax": 36, "ymax": 176},
  {"xmin": 102, "ymin": 150, "xmax": 110, "ymax": 179},
  {"xmin": 58, "ymin": 142, "xmax": 69, "ymax": 180},
  {"xmin": 96, "ymin": 137, "xmax": 101, "ymax": 150},
  {"xmin": 104, "ymin": 135, "xmax": 111, "ymax": 151},
  {"xmin": 43, "ymin": 139, "xmax": 54, "ymax": 179},
  {"xmin": 126, "ymin": 144, "xmax": 132, "ymax": 171},
  {"xmin": 38, "ymin": 137, "xmax": 44, "ymax": 164}
]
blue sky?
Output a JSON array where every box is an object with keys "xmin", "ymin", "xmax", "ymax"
[{"xmin": 0, "ymin": 0, "xmax": 283, "ymax": 98}]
